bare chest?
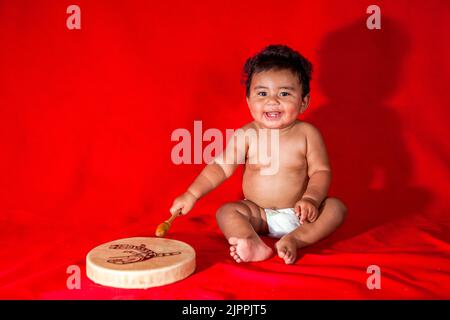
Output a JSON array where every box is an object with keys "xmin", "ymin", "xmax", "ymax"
[{"xmin": 245, "ymin": 133, "xmax": 307, "ymax": 171}]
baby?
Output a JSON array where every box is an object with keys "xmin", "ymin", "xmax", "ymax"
[{"xmin": 170, "ymin": 44, "xmax": 347, "ymax": 264}]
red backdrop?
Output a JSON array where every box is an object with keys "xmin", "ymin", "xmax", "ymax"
[{"xmin": 0, "ymin": 0, "xmax": 449, "ymax": 299}]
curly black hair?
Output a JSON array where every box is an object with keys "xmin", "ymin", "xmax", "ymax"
[{"xmin": 243, "ymin": 44, "xmax": 313, "ymax": 98}]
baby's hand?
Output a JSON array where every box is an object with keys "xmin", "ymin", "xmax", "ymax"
[
  {"xmin": 294, "ymin": 197, "xmax": 319, "ymax": 224},
  {"xmin": 170, "ymin": 190, "xmax": 198, "ymax": 215}
]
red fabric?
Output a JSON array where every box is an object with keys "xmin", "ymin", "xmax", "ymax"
[{"xmin": 1, "ymin": 0, "xmax": 449, "ymax": 299}]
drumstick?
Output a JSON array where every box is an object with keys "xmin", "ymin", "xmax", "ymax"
[{"xmin": 155, "ymin": 210, "xmax": 181, "ymax": 237}]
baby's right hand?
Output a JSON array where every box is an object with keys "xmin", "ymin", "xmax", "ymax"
[{"xmin": 169, "ymin": 191, "xmax": 198, "ymax": 215}]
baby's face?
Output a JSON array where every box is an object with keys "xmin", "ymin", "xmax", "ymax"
[{"xmin": 247, "ymin": 69, "xmax": 308, "ymax": 130}]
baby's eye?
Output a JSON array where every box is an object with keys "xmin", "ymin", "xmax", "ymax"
[
  {"xmin": 280, "ymin": 92, "xmax": 290, "ymax": 97},
  {"xmin": 257, "ymin": 92, "xmax": 267, "ymax": 96}
]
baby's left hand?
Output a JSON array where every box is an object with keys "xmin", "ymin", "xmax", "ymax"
[{"xmin": 294, "ymin": 198, "xmax": 319, "ymax": 224}]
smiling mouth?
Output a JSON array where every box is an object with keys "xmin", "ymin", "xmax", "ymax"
[{"xmin": 264, "ymin": 111, "xmax": 281, "ymax": 120}]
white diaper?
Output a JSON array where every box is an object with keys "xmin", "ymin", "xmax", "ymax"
[{"xmin": 265, "ymin": 207, "xmax": 301, "ymax": 238}]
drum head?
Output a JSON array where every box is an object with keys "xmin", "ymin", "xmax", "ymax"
[{"xmin": 86, "ymin": 237, "xmax": 196, "ymax": 289}]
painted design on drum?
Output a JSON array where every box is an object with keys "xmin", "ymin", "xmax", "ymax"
[{"xmin": 107, "ymin": 243, "xmax": 182, "ymax": 265}]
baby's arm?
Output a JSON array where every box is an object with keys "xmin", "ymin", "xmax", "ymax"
[
  {"xmin": 295, "ymin": 124, "xmax": 331, "ymax": 222},
  {"xmin": 303, "ymin": 124, "xmax": 331, "ymax": 204},
  {"xmin": 170, "ymin": 128, "xmax": 248, "ymax": 215},
  {"xmin": 186, "ymin": 162, "xmax": 229, "ymax": 200}
]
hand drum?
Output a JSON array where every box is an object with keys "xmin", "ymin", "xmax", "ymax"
[{"xmin": 86, "ymin": 237, "xmax": 196, "ymax": 289}]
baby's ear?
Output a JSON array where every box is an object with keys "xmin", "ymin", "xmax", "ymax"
[{"xmin": 300, "ymin": 94, "xmax": 311, "ymax": 113}]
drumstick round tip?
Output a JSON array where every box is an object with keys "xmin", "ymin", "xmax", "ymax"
[{"xmin": 155, "ymin": 222, "xmax": 170, "ymax": 237}]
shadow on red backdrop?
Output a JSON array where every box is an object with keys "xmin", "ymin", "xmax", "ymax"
[{"xmin": 309, "ymin": 17, "xmax": 432, "ymax": 244}]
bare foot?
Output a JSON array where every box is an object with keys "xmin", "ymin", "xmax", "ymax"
[
  {"xmin": 228, "ymin": 236, "xmax": 273, "ymax": 263},
  {"xmin": 275, "ymin": 235, "xmax": 299, "ymax": 264}
]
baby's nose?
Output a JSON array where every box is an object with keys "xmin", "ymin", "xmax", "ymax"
[{"xmin": 266, "ymin": 96, "xmax": 280, "ymax": 105}]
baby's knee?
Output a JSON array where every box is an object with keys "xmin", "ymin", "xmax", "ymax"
[
  {"xmin": 215, "ymin": 202, "xmax": 249, "ymax": 221},
  {"xmin": 327, "ymin": 197, "xmax": 348, "ymax": 222}
]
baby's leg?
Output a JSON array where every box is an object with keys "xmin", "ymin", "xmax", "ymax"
[
  {"xmin": 216, "ymin": 200, "xmax": 273, "ymax": 263},
  {"xmin": 275, "ymin": 197, "xmax": 347, "ymax": 264}
]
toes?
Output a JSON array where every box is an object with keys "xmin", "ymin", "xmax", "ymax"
[
  {"xmin": 284, "ymin": 251, "xmax": 296, "ymax": 264},
  {"xmin": 228, "ymin": 237, "xmax": 238, "ymax": 246},
  {"xmin": 276, "ymin": 242, "xmax": 298, "ymax": 264},
  {"xmin": 284, "ymin": 251, "xmax": 290, "ymax": 259},
  {"xmin": 230, "ymin": 250, "xmax": 242, "ymax": 263},
  {"xmin": 276, "ymin": 237, "xmax": 299, "ymax": 264},
  {"xmin": 277, "ymin": 247, "xmax": 287, "ymax": 258},
  {"xmin": 233, "ymin": 254, "xmax": 242, "ymax": 263},
  {"xmin": 228, "ymin": 237, "xmax": 244, "ymax": 263}
]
